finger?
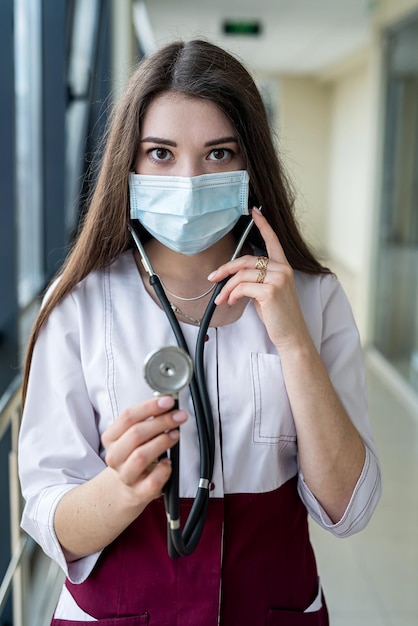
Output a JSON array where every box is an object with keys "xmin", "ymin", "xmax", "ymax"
[
  {"xmin": 207, "ymin": 253, "xmax": 256, "ymax": 284},
  {"xmin": 207, "ymin": 209, "xmax": 288, "ymax": 287},
  {"xmin": 102, "ymin": 395, "xmax": 175, "ymax": 445},
  {"xmin": 118, "ymin": 430, "xmax": 180, "ymax": 486},
  {"xmin": 213, "ymin": 254, "xmax": 288, "ymax": 304},
  {"xmin": 221, "ymin": 280, "xmax": 276, "ymax": 307},
  {"xmin": 213, "ymin": 268, "xmax": 269, "ymax": 305},
  {"xmin": 104, "ymin": 409, "xmax": 187, "ymax": 468},
  {"xmin": 251, "ymin": 207, "xmax": 289, "ymax": 265},
  {"xmin": 133, "ymin": 457, "xmax": 173, "ymax": 501}
]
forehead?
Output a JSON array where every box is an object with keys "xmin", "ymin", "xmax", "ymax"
[{"xmin": 140, "ymin": 92, "xmax": 236, "ymax": 138}]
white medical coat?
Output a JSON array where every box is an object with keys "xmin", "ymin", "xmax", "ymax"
[{"xmin": 19, "ymin": 251, "xmax": 381, "ymax": 591}]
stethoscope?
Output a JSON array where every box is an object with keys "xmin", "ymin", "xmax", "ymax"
[{"xmin": 128, "ymin": 212, "xmax": 258, "ymax": 559}]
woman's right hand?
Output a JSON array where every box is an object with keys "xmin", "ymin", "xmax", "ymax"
[
  {"xmin": 102, "ymin": 395, "xmax": 188, "ymax": 507},
  {"xmin": 54, "ymin": 396, "xmax": 187, "ymax": 562}
]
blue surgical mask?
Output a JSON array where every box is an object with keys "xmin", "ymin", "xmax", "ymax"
[{"xmin": 129, "ymin": 170, "xmax": 249, "ymax": 255}]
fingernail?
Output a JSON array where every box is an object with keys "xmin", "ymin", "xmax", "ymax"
[
  {"xmin": 214, "ymin": 295, "xmax": 221, "ymax": 305},
  {"xmin": 252, "ymin": 206, "xmax": 262, "ymax": 215},
  {"xmin": 207, "ymin": 271, "xmax": 217, "ymax": 280},
  {"xmin": 172, "ymin": 411, "xmax": 187, "ymax": 423},
  {"xmin": 157, "ymin": 395, "xmax": 174, "ymax": 409},
  {"xmin": 168, "ymin": 429, "xmax": 180, "ymax": 440}
]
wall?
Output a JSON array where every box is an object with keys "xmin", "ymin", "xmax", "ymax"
[
  {"xmin": 277, "ymin": 76, "xmax": 332, "ymax": 255},
  {"xmin": 324, "ymin": 52, "xmax": 382, "ymax": 341},
  {"xmin": 326, "ymin": 60, "xmax": 371, "ymax": 273},
  {"xmin": 258, "ymin": 0, "xmax": 418, "ymax": 345},
  {"xmin": 276, "ymin": 62, "xmax": 378, "ymax": 341},
  {"xmin": 322, "ymin": 0, "xmax": 418, "ymax": 341},
  {"xmin": 376, "ymin": 0, "xmax": 418, "ymax": 26}
]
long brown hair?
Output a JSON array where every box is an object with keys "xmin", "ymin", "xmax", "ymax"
[{"xmin": 22, "ymin": 39, "xmax": 330, "ymax": 403}]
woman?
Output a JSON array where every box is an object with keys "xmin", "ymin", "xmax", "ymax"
[{"xmin": 19, "ymin": 39, "xmax": 381, "ymax": 625}]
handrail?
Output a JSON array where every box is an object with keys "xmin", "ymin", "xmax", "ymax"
[
  {"xmin": 0, "ymin": 374, "xmax": 22, "ymax": 439},
  {"xmin": 0, "ymin": 374, "xmax": 29, "ymax": 625},
  {"xmin": 0, "ymin": 535, "xmax": 29, "ymax": 614},
  {"xmin": 0, "ymin": 375, "xmax": 64, "ymax": 625}
]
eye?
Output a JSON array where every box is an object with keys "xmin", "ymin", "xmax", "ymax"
[
  {"xmin": 207, "ymin": 148, "xmax": 235, "ymax": 162},
  {"xmin": 147, "ymin": 147, "xmax": 173, "ymax": 162}
]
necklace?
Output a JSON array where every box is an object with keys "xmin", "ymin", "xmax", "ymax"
[
  {"xmin": 170, "ymin": 303, "xmax": 202, "ymax": 326},
  {"xmin": 158, "ymin": 274, "xmax": 216, "ymax": 302}
]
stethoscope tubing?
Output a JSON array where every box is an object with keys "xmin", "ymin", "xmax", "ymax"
[
  {"xmin": 129, "ymin": 213, "xmax": 257, "ymax": 558},
  {"xmin": 148, "ymin": 274, "xmax": 213, "ymax": 557}
]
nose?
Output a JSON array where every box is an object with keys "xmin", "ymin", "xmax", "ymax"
[{"xmin": 177, "ymin": 156, "xmax": 204, "ymax": 178}]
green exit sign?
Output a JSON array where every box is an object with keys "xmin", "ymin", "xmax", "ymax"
[{"xmin": 223, "ymin": 20, "xmax": 262, "ymax": 35}]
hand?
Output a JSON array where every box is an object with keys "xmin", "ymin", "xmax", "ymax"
[
  {"xmin": 208, "ymin": 207, "xmax": 312, "ymax": 352},
  {"xmin": 102, "ymin": 395, "xmax": 187, "ymax": 506}
]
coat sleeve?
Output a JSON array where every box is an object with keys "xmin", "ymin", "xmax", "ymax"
[
  {"xmin": 19, "ymin": 290, "xmax": 106, "ymax": 583},
  {"xmin": 297, "ymin": 275, "xmax": 382, "ymax": 536}
]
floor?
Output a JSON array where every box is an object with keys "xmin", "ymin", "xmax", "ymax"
[
  {"xmin": 35, "ymin": 351, "xmax": 418, "ymax": 625},
  {"xmin": 310, "ymin": 351, "xmax": 418, "ymax": 626}
]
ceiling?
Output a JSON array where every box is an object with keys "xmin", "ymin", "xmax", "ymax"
[{"xmin": 142, "ymin": 0, "xmax": 377, "ymax": 75}]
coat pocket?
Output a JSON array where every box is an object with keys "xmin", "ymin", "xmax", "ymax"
[
  {"xmin": 51, "ymin": 615, "xmax": 149, "ymax": 626},
  {"xmin": 250, "ymin": 352, "xmax": 296, "ymax": 444}
]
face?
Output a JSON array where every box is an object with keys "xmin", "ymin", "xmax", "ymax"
[{"xmin": 134, "ymin": 92, "xmax": 246, "ymax": 177}]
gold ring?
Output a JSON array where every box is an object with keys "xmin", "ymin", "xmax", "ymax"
[
  {"xmin": 256, "ymin": 268, "xmax": 267, "ymax": 283},
  {"xmin": 255, "ymin": 256, "xmax": 269, "ymax": 271}
]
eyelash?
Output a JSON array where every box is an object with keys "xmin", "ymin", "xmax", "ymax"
[
  {"xmin": 207, "ymin": 148, "xmax": 235, "ymax": 161},
  {"xmin": 146, "ymin": 147, "xmax": 173, "ymax": 162},
  {"xmin": 145, "ymin": 147, "xmax": 236, "ymax": 163}
]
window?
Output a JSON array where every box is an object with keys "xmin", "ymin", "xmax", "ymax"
[
  {"xmin": 374, "ymin": 15, "xmax": 418, "ymax": 392},
  {"xmin": 15, "ymin": 0, "xmax": 44, "ymax": 308}
]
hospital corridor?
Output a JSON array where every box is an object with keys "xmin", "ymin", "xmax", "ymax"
[
  {"xmin": 311, "ymin": 357, "xmax": 418, "ymax": 625},
  {"xmin": 1, "ymin": 0, "xmax": 418, "ymax": 624}
]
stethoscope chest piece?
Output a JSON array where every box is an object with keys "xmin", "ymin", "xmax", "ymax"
[{"xmin": 144, "ymin": 346, "xmax": 193, "ymax": 396}]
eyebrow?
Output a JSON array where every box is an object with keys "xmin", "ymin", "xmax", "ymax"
[
  {"xmin": 140, "ymin": 136, "xmax": 177, "ymax": 146},
  {"xmin": 140, "ymin": 136, "xmax": 239, "ymax": 147},
  {"xmin": 204, "ymin": 136, "xmax": 239, "ymax": 147}
]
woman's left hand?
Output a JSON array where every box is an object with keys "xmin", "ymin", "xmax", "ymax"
[
  {"xmin": 208, "ymin": 207, "xmax": 312, "ymax": 353},
  {"xmin": 210, "ymin": 207, "xmax": 367, "ymax": 523}
]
